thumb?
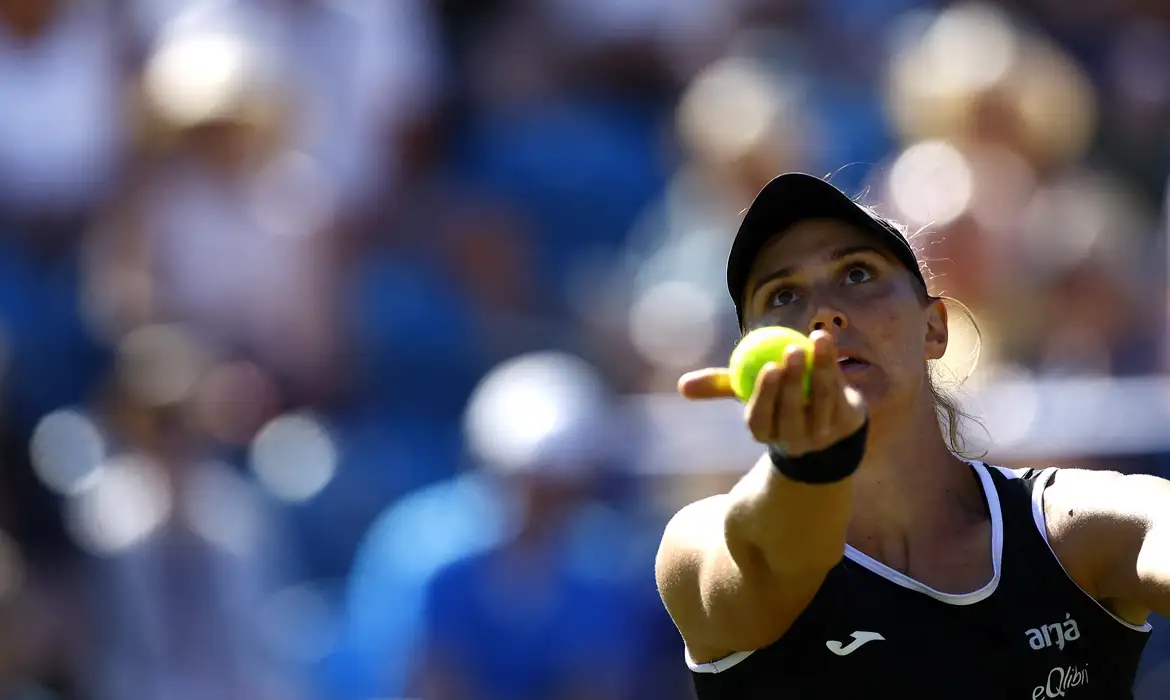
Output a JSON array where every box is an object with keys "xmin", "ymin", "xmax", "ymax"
[{"xmin": 678, "ymin": 368, "xmax": 736, "ymax": 400}]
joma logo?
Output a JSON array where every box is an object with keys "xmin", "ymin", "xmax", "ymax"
[{"xmin": 1026, "ymin": 613, "xmax": 1080, "ymax": 651}]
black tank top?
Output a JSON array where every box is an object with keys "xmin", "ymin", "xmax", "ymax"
[{"xmin": 688, "ymin": 463, "xmax": 1152, "ymax": 699}]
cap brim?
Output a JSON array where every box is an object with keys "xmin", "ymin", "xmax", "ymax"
[{"xmin": 726, "ymin": 173, "xmax": 923, "ymax": 324}]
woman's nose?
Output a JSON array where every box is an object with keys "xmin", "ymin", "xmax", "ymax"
[{"xmin": 809, "ymin": 309, "xmax": 847, "ymax": 333}]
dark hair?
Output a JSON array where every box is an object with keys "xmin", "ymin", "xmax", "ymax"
[
  {"xmin": 870, "ymin": 210, "xmax": 987, "ymax": 457},
  {"xmin": 926, "ymin": 296, "xmax": 985, "ymax": 458}
]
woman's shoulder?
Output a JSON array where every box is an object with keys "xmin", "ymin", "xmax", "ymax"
[
  {"xmin": 656, "ymin": 495, "xmax": 731, "ymax": 577},
  {"xmin": 1030, "ymin": 467, "xmax": 1160, "ymax": 628}
]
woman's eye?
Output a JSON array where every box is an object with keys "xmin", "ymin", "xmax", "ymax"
[
  {"xmin": 844, "ymin": 265, "xmax": 873, "ymax": 285},
  {"xmin": 770, "ymin": 288, "xmax": 797, "ymax": 307}
]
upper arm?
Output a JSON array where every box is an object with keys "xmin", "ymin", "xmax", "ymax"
[
  {"xmin": 654, "ymin": 495, "xmax": 829, "ymax": 663},
  {"xmin": 1042, "ymin": 468, "xmax": 1170, "ymax": 620}
]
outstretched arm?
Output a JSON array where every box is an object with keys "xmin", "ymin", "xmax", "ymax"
[
  {"xmin": 1043, "ymin": 469, "xmax": 1170, "ymax": 621},
  {"xmin": 657, "ymin": 332, "xmax": 867, "ymax": 663}
]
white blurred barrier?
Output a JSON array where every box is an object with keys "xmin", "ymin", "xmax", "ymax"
[{"xmin": 628, "ymin": 375, "xmax": 1170, "ymax": 473}]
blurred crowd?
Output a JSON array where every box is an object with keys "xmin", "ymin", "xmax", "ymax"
[{"xmin": 0, "ymin": 0, "xmax": 1168, "ymax": 698}]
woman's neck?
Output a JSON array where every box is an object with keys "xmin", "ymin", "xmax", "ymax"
[{"xmin": 846, "ymin": 392, "xmax": 982, "ymax": 548}]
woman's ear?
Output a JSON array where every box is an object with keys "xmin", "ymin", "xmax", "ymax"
[{"xmin": 925, "ymin": 297, "xmax": 949, "ymax": 361}]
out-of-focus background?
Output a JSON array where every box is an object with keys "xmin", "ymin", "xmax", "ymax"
[{"xmin": 0, "ymin": 0, "xmax": 1168, "ymax": 698}]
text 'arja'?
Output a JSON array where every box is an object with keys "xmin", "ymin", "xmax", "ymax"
[{"xmin": 1026, "ymin": 614, "xmax": 1081, "ymax": 651}]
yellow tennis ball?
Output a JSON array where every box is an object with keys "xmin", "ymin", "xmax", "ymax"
[{"xmin": 729, "ymin": 326, "xmax": 815, "ymax": 402}]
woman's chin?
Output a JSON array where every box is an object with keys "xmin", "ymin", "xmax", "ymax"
[{"xmin": 843, "ymin": 368, "xmax": 889, "ymax": 406}]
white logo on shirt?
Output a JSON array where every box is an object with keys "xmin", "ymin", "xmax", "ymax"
[
  {"xmin": 825, "ymin": 631, "xmax": 884, "ymax": 656},
  {"xmin": 1032, "ymin": 664, "xmax": 1088, "ymax": 699},
  {"xmin": 1026, "ymin": 614, "xmax": 1081, "ymax": 650}
]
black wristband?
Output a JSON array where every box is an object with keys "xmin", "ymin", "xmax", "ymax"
[{"xmin": 767, "ymin": 420, "xmax": 869, "ymax": 484}]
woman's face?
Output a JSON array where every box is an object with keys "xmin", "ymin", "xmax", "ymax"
[{"xmin": 740, "ymin": 219, "xmax": 949, "ymax": 412}]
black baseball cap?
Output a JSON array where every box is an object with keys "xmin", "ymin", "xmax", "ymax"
[{"xmin": 726, "ymin": 172, "xmax": 927, "ymax": 326}]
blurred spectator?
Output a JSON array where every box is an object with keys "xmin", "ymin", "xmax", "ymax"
[
  {"xmin": 334, "ymin": 352, "xmax": 680, "ymax": 700},
  {"xmin": 410, "ymin": 351, "xmax": 673, "ymax": 700},
  {"xmin": 616, "ymin": 49, "xmax": 822, "ymax": 391},
  {"xmin": 63, "ymin": 324, "xmax": 303, "ymax": 700},
  {"xmin": 327, "ymin": 463, "xmax": 507, "ymax": 700},
  {"xmin": 0, "ymin": 533, "xmax": 83, "ymax": 700},
  {"xmin": 0, "ymin": 0, "xmax": 1163, "ymax": 697},
  {"xmin": 294, "ymin": 186, "xmax": 542, "ymax": 581},
  {"xmin": 0, "ymin": 0, "xmax": 124, "ymax": 430},
  {"xmin": 880, "ymin": 2, "xmax": 1101, "ymax": 310},
  {"xmin": 1093, "ymin": 17, "xmax": 1170, "ymax": 205},
  {"xmin": 445, "ymin": 0, "xmax": 675, "ymax": 319},
  {"xmin": 0, "ymin": 0, "xmax": 129, "ymax": 234},
  {"xmin": 125, "ymin": 0, "xmax": 441, "ymax": 213},
  {"xmin": 84, "ymin": 25, "xmax": 342, "ymax": 403},
  {"xmin": 1005, "ymin": 170, "xmax": 1161, "ymax": 377},
  {"xmin": 0, "ymin": 0, "xmax": 123, "ymax": 605}
]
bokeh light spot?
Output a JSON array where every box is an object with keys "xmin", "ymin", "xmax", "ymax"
[
  {"xmin": 250, "ymin": 413, "xmax": 338, "ymax": 503},
  {"xmin": 30, "ymin": 409, "xmax": 106, "ymax": 496}
]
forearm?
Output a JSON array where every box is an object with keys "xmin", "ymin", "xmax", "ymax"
[{"xmin": 724, "ymin": 453, "xmax": 853, "ymax": 576}]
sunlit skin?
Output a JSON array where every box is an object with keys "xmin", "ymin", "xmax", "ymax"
[
  {"xmin": 659, "ymin": 216, "xmax": 1168, "ymax": 673},
  {"xmin": 738, "ymin": 220, "xmax": 990, "ymax": 587},
  {"xmin": 742, "ymin": 219, "xmax": 943, "ymax": 412},
  {"xmin": 737, "ymin": 220, "xmax": 1170, "ymax": 622}
]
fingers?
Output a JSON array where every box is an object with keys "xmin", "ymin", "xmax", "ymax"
[
  {"xmin": 677, "ymin": 368, "xmax": 735, "ymax": 400},
  {"xmin": 775, "ymin": 348, "xmax": 807, "ymax": 441},
  {"xmin": 807, "ymin": 331, "xmax": 841, "ymax": 442},
  {"xmin": 740, "ymin": 330, "xmax": 867, "ymax": 454},
  {"xmin": 745, "ymin": 363, "xmax": 781, "ymax": 442},
  {"xmin": 681, "ymin": 331, "xmax": 867, "ymax": 454}
]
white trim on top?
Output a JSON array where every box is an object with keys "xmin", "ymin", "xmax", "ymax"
[
  {"xmin": 687, "ymin": 460, "xmax": 1003, "ymax": 674},
  {"xmin": 1027, "ymin": 467, "xmax": 1153, "ymax": 633},
  {"xmin": 989, "ymin": 465, "xmax": 1031, "ymax": 481},
  {"xmin": 841, "ymin": 461, "xmax": 1003, "ymax": 606},
  {"xmin": 686, "ymin": 648, "xmax": 754, "ymax": 674}
]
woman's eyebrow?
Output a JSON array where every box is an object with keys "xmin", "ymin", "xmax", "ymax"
[{"xmin": 749, "ymin": 245, "xmax": 888, "ymax": 297}]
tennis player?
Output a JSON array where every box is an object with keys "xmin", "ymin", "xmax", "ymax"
[{"xmin": 655, "ymin": 173, "xmax": 1170, "ymax": 698}]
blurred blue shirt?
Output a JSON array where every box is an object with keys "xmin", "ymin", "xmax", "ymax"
[
  {"xmin": 325, "ymin": 472, "xmax": 509, "ymax": 699},
  {"xmin": 416, "ymin": 501, "xmax": 653, "ymax": 700},
  {"xmin": 0, "ymin": 234, "xmax": 107, "ymax": 433}
]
